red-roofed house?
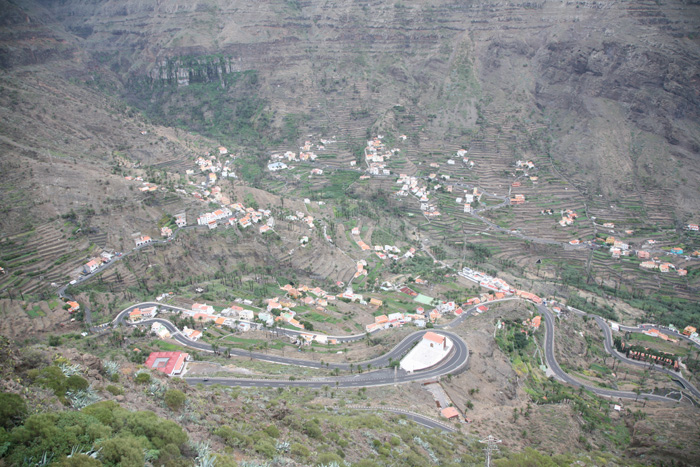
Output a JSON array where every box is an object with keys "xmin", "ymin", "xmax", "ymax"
[{"xmin": 144, "ymin": 351, "xmax": 190, "ymax": 377}]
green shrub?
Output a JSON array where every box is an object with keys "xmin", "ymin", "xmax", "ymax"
[
  {"xmin": 98, "ymin": 436, "xmax": 145, "ymax": 466},
  {"xmin": 48, "ymin": 335, "xmax": 62, "ymax": 346},
  {"xmin": 291, "ymin": 443, "xmax": 310, "ymax": 458},
  {"xmin": 105, "ymin": 385, "xmax": 123, "ymax": 396},
  {"xmin": 135, "ymin": 372, "xmax": 151, "ymax": 384},
  {"xmin": 66, "ymin": 375, "xmax": 90, "ymax": 391},
  {"xmin": 389, "ymin": 435, "xmax": 400, "ymax": 446},
  {"xmin": 164, "ymin": 389, "xmax": 186, "ymax": 411},
  {"xmin": 0, "ymin": 392, "xmax": 27, "ymax": 428},
  {"xmin": 212, "ymin": 454, "xmax": 238, "ymax": 467},
  {"xmin": 338, "ymin": 438, "xmax": 348, "ymax": 448},
  {"xmin": 254, "ymin": 439, "xmax": 276, "ymax": 458},
  {"xmin": 33, "ymin": 365, "xmax": 68, "ymax": 399},
  {"xmin": 263, "ymin": 424, "xmax": 279, "ymax": 438},
  {"xmin": 214, "ymin": 425, "xmax": 251, "ymax": 448},
  {"xmin": 56, "ymin": 453, "xmax": 103, "ymax": 466},
  {"xmin": 316, "ymin": 452, "xmax": 343, "ymax": 465},
  {"xmin": 353, "ymin": 461, "xmax": 380, "ymax": 467},
  {"xmin": 303, "ymin": 420, "xmax": 322, "ymax": 439}
]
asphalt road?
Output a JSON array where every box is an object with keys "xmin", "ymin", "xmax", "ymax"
[
  {"xmin": 110, "ymin": 296, "xmax": 700, "ymax": 404},
  {"xmin": 540, "ymin": 304, "xmax": 696, "ymax": 403}
]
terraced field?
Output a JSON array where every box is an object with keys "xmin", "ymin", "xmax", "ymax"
[{"xmin": 0, "ymin": 222, "xmax": 98, "ymax": 297}]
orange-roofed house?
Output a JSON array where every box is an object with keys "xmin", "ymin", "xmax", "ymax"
[
  {"xmin": 375, "ymin": 315, "xmax": 389, "ymax": 324},
  {"xmin": 424, "ymin": 331, "xmax": 446, "ymax": 349},
  {"xmin": 637, "ymin": 250, "xmax": 651, "ymax": 260},
  {"xmin": 83, "ymin": 259, "xmax": 101, "ymax": 274},
  {"xmin": 441, "ymin": 407, "xmax": 460, "ymax": 420},
  {"xmin": 288, "ymin": 318, "xmax": 304, "ymax": 329},
  {"xmin": 369, "ymin": 298, "xmax": 383, "ymax": 307},
  {"xmin": 192, "ymin": 303, "xmax": 215, "ymax": 314},
  {"xmin": 67, "ymin": 301, "xmax": 80, "ymax": 312},
  {"xmin": 531, "ymin": 316, "xmax": 541, "ymax": 329},
  {"xmin": 683, "ymin": 326, "xmax": 697, "ymax": 336}
]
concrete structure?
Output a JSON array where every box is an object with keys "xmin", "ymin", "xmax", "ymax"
[{"xmin": 400, "ymin": 332, "xmax": 453, "ymax": 373}]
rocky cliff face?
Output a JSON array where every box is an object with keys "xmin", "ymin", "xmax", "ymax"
[{"xmin": 2, "ymin": 0, "xmax": 700, "ymax": 219}]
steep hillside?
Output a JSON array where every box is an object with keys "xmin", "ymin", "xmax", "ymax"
[{"xmin": 1, "ymin": 0, "xmax": 698, "ymax": 228}]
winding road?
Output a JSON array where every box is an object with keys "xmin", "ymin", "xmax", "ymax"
[{"xmin": 110, "ymin": 297, "xmax": 699, "ymax": 406}]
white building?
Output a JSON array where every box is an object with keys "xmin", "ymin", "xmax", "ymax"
[{"xmin": 400, "ymin": 332, "xmax": 452, "ymax": 373}]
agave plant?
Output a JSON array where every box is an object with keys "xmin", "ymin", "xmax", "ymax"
[
  {"xmin": 67, "ymin": 445, "xmax": 102, "ymax": 459},
  {"xmin": 102, "ymin": 360, "xmax": 121, "ymax": 378},
  {"xmin": 24, "ymin": 451, "xmax": 53, "ymax": 466},
  {"xmin": 58, "ymin": 362, "xmax": 82, "ymax": 377},
  {"xmin": 239, "ymin": 461, "xmax": 270, "ymax": 467},
  {"xmin": 195, "ymin": 453, "xmax": 217, "ymax": 467},
  {"xmin": 275, "ymin": 440, "xmax": 290, "ymax": 453},
  {"xmin": 66, "ymin": 386, "xmax": 101, "ymax": 409}
]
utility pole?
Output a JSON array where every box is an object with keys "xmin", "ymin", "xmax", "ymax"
[{"xmin": 479, "ymin": 435, "xmax": 502, "ymax": 467}]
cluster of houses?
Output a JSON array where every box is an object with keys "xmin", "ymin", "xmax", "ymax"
[
  {"xmin": 457, "ymin": 149, "xmax": 475, "ymax": 169},
  {"xmin": 197, "ymin": 207, "xmax": 233, "ymax": 229},
  {"xmin": 124, "ymin": 176, "xmax": 163, "ymax": 194},
  {"xmin": 354, "ymin": 260, "xmax": 368, "ymax": 278},
  {"xmin": 459, "ymin": 267, "xmax": 515, "ymax": 294},
  {"xmin": 191, "ymin": 149, "xmax": 237, "ymax": 181},
  {"xmin": 455, "ymin": 188, "xmax": 481, "ymax": 214},
  {"xmin": 365, "ymin": 311, "xmax": 429, "ymax": 333},
  {"xmin": 605, "ymin": 236, "xmax": 630, "ymax": 258},
  {"xmin": 268, "ymin": 138, "xmax": 335, "ymax": 172},
  {"xmin": 285, "ymin": 210, "xmax": 315, "ymax": 230},
  {"xmin": 459, "ymin": 267, "xmax": 543, "ymax": 304},
  {"xmin": 349, "ymin": 226, "xmax": 405, "ymax": 260},
  {"xmin": 266, "ymin": 284, "xmax": 333, "ymax": 330},
  {"xmin": 365, "ymin": 136, "xmax": 397, "ymax": 176},
  {"xmin": 128, "ymin": 306, "xmax": 158, "ymax": 322},
  {"xmin": 395, "ymin": 174, "xmax": 441, "ymax": 218},
  {"xmin": 616, "ymin": 341, "xmax": 679, "ymax": 370},
  {"xmin": 82, "ymin": 251, "xmax": 114, "ymax": 274},
  {"xmin": 515, "ymin": 160, "xmax": 535, "ymax": 171},
  {"xmin": 639, "ymin": 259, "xmax": 687, "ymax": 275},
  {"xmin": 181, "ymin": 302, "xmax": 265, "ymax": 333},
  {"xmin": 194, "ymin": 203, "xmax": 275, "ymax": 232},
  {"xmin": 559, "ymin": 209, "xmax": 578, "ymax": 227}
]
